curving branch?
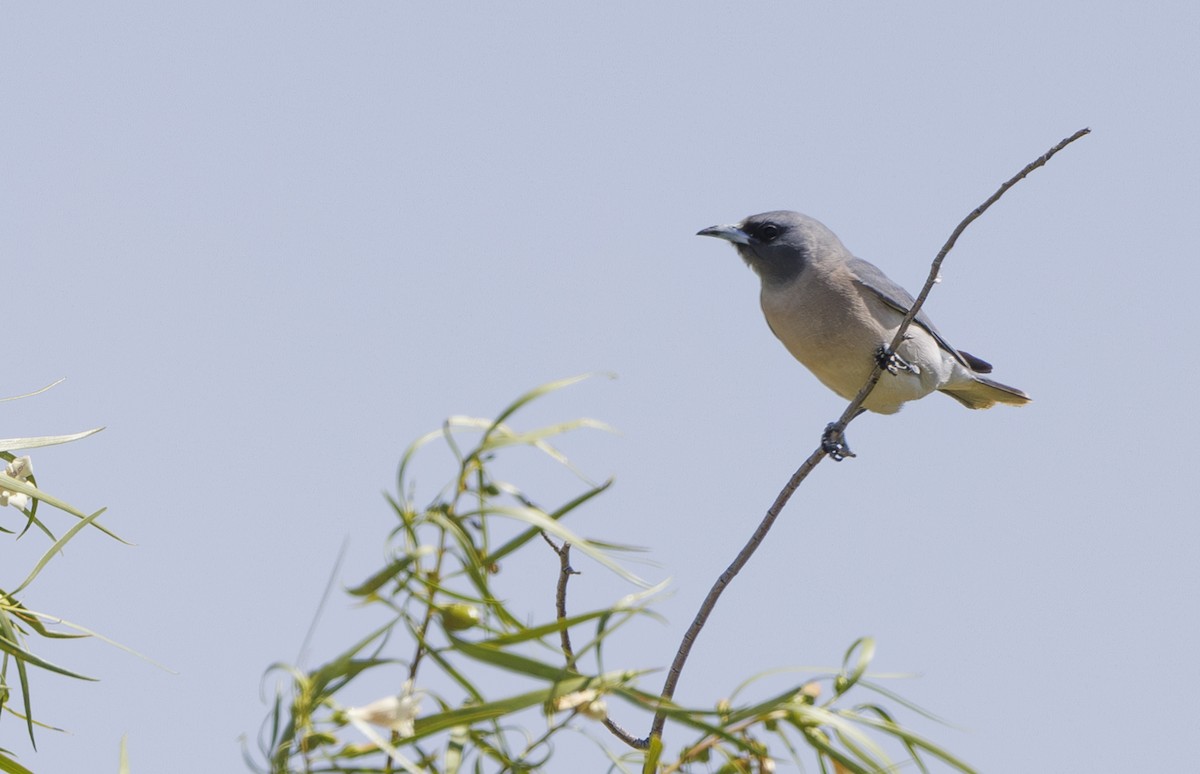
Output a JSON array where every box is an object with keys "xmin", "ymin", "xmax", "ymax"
[{"xmin": 644, "ymin": 127, "xmax": 1091, "ymax": 748}]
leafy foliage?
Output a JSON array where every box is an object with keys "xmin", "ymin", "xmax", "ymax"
[
  {"xmin": 1, "ymin": 383, "xmax": 110, "ymax": 774},
  {"xmin": 252, "ymin": 377, "xmax": 976, "ymax": 773}
]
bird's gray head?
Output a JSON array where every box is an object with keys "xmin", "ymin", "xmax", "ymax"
[{"xmin": 697, "ymin": 210, "xmax": 846, "ymax": 284}]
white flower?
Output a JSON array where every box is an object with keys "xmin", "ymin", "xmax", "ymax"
[
  {"xmin": 346, "ymin": 681, "xmax": 422, "ymax": 738},
  {"xmin": 1, "ymin": 456, "xmax": 33, "ymax": 510},
  {"xmin": 0, "ymin": 490, "xmax": 29, "ymax": 510},
  {"xmin": 342, "ymin": 682, "xmax": 427, "ymax": 774},
  {"xmin": 551, "ymin": 689, "xmax": 608, "ymax": 721},
  {"xmin": 6, "ymin": 457, "xmax": 33, "ymax": 479}
]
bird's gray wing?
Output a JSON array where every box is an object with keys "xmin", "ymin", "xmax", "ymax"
[{"xmin": 846, "ymin": 256, "xmax": 975, "ymax": 369}]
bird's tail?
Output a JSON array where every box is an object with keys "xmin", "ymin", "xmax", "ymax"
[{"xmin": 940, "ymin": 377, "xmax": 1031, "ymax": 410}]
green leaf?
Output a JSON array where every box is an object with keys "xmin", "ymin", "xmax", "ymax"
[
  {"xmin": 423, "ymin": 509, "xmax": 524, "ymax": 631},
  {"xmin": 395, "ymin": 425, "xmax": 459, "ymax": 499},
  {"xmin": 0, "ymin": 475, "xmax": 122, "ymax": 541},
  {"xmin": 477, "ymin": 419, "xmax": 615, "ymax": 484},
  {"xmin": 0, "ymin": 751, "xmax": 34, "ymax": 774},
  {"xmin": 803, "ymin": 726, "xmax": 871, "ymax": 774},
  {"xmin": 461, "ymin": 505, "xmax": 646, "ymax": 587},
  {"xmin": 832, "ymin": 723, "xmax": 895, "ymax": 772},
  {"xmin": 479, "ymin": 418, "xmax": 614, "ymax": 453},
  {"xmin": 849, "ymin": 713, "xmax": 977, "ymax": 773},
  {"xmin": 450, "ymin": 638, "xmax": 572, "ymax": 681},
  {"xmin": 484, "ymin": 373, "xmax": 608, "ymax": 441},
  {"xmin": 414, "ymin": 665, "xmax": 637, "ymax": 745},
  {"xmin": 721, "ymin": 684, "xmax": 819, "ymax": 726},
  {"xmin": 301, "ymin": 619, "xmax": 397, "ymax": 698},
  {"xmin": 483, "ymin": 479, "xmax": 614, "ymax": 567},
  {"xmin": 642, "ymin": 734, "xmax": 663, "ymax": 774},
  {"xmin": 854, "ymin": 679, "xmax": 952, "ymax": 725},
  {"xmin": 11, "ymin": 508, "xmax": 111, "ymax": 595},
  {"xmin": 0, "ymin": 632, "xmax": 95, "ymax": 681},
  {"xmin": 0, "ymin": 379, "xmax": 65, "ymax": 403},
  {"xmin": 835, "ymin": 636, "xmax": 875, "ymax": 695},
  {"xmin": 797, "ymin": 705, "xmax": 893, "ymax": 770},
  {"xmin": 418, "ymin": 640, "xmax": 485, "ymax": 703},
  {"xmin": 0, "ymin": 611, "xmax": 41, "ymax": 745},
  {"xmin": 345, "ymin": 550, "xmax": 425, "ymax": 598},
  {"xmin": 474, "ymin": 606, "xmax": 616, "ymax": 648},
  {"xmin": 853, "ymin": 704, "xmax": 931, "ymax": 774},
  {"xmin": 0, "ymin": 427, "xmax": 103, "ymax": 453},
  {"xmin": 406, "ymin": 677, "xmax": 596, "ymax": 741}
]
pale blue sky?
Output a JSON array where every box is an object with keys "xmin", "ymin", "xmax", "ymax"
[{"xmin": 4, "ymin": 3, "xmax": 1198, "ymax": 771}]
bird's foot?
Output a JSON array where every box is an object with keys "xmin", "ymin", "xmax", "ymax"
[
  {"xmin": 875, "ymin": 345, "xmax": 920, "ymax": 375},
  {"xmin": 822, "ymin": 422, "xmax": 856, "ymax": 462}
]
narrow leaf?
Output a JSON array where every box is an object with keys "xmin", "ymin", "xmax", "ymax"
[
  {"xmin": 0, "ymin": 427, "xmax": 103, "ymax": 453},
  {"xmin": 483, "ymin": 479, "xmax": 613, "ymax": 567},
  {"xmin": 12, "ymin": 508, "xmax": 111, "ymax": 594}
]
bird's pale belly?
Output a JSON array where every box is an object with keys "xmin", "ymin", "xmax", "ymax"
[{"xmin": 760, "ymin": 282, "xmax": 941, "ymax": 413}]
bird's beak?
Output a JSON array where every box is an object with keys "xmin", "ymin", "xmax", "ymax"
[{"xmin": 697, "ymin": 224, "xmax": 751, "ymax": 245}]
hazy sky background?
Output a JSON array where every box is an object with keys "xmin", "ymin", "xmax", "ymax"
[{"xmin": 4, "ymin": 3, "xmax": 1198, "ymax": 771}]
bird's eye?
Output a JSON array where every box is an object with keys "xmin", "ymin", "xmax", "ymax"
[{"xmin": 758, "ymin": 224, "xmax": 780, "ymax": 241}]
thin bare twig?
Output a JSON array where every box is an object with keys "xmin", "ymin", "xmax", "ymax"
[
  {"xmin": 540, "ymin": 532, "xmax": 579, "ymax": 667},
  {"xmin": 644, "ymin": 128, "xmax": 1091, "ymax": 748},
  {"xmin": 541, "ymin": 533, "xmax": 644, "ymax": 748}
]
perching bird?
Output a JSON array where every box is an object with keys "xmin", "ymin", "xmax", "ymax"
[{"xmin": 698, "ymin": 211, "xmax": 1029, "ymax": 422}]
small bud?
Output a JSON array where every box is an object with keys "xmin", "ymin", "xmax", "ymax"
[
  {"xmin": 302, "ymin": 732, "xmax": 339, "ymax": 749},
  {"xmin": 440, "ymin": 604, "xmax": 480, "ymax": 632},
  {"xmin": 804, "ymin": 727, "xmax": 829, "ymax": 744}
]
